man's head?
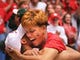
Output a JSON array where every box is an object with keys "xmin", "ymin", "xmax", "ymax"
[
  {"xmin": 18, "ymin": 0, "xmax": 30, "ymax": 9},
  {"xmin": 13, "ymin": 8, "xmax": 26, "ymax": 26},
  {"xmin": 49, "ymin": 13, "xmax": 60, "ymax": 25},
  {"xmin": 21, "ymin": 10, "xmax": 48, "ymax": 47}
]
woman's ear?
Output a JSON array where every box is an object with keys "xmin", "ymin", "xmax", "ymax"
[{"xmin": 21, "ymin": 39, "xmax": 27, "ymax": 45}]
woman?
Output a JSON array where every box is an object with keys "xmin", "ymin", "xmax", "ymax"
[{"xmin": 63, "ymin": 13, "xmax": 77, "ymax": 49}]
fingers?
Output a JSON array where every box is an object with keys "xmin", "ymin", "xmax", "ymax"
[
  {"xmin": 23, "ymin": 48, "xmax": 39, "ymax": 56},
  {"xmin": 5, "ymin": 47, "xmax": 14, "ymax": 58},
  {"xmin": 5, "ymin": 47, "xmax": 12, "ymax": 54},
  {"xmin": 23, "ymin": 50, "xmax": 33, "ymax": 55},
  {"xmin": 32, "ymin": 48, "xmax": 39, "ymax": 56},
  {"xmin": 5, "ymin": 47, "xmax": 21, "ymax": 60}
]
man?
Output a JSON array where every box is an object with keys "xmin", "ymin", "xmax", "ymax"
[
  {"xmin": 6, "ymin": 10, "xmax": 80, "ymax": 60},
  {"xmin": 29, "ymin": 0, "xmax": 46, "ymax": 12},
  {"xmin": 47, "ymin": 13, "xmax": 68, "ymax": 45}
]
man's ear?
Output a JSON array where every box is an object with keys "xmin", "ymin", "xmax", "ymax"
[
  {"xmin": 41, "ymin": 25, "xmax": 47, "ymax": 30},
  {"xmin": 21, "ymin": 39, "xmax": 27, "ymax": 45}
]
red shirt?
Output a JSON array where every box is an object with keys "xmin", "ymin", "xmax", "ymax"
[
  {"xmin": 44, "ymin": 33, "xmax": 66, "ymax": 53},
  {"xmin": 5, "ymin": 3, "xmax": 17, "ymax": 22},
  {"xmin": 61, "ymin": 0, "xmax": 78, "ymax": 13},
  {"xmin": 0, "ymin": 23, "xmax": 5, "ymax": 34},
  {"xmin": 63, "ymin": 24, "xmax": 76, "ymax": 44},
  {"xmin": 0, "ymin": 1, "xmax": 8, "ymax": 8},
  {"xmin": 48, "ymin": 13, "xmax": 63, "ymax": 26},
  {"xmin": 0, "ymin": 8, "xmax": 6, "ymax": 34}
]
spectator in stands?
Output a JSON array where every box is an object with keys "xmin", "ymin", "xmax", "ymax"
[
  {"xmin": 0, "ymin": 8, "xmax": 6, "ymax": 60},
  {"xmin": 63, "ymin": 13, "xmax": 77, "ymax": 49},
  {"xmin": 54, "ymin": 4, "xmax": 66, "ymax": 25},
  {"xmin": 77, "ymin": 32, "xmax": 80, "ymax": 52},
  {"xmin": 72, "ymin": 5, "xmax": 80, "ymax": 35},
  {"xmin": 47, "ymin": 13, "xmax": 68, "ymax": 45},
  {"xmin": 8, "ymin": 0, "xmax": 30, "ymax": 31},
  {"xmin": 46, "ymin": 3, "xmax": 55, "ymax": 24},
  {"xmin": 8, "ymin": 8, "xmax": 26, "ymax": 31},
  {"xmin": 18, "ymin": 0, "xmax": 30, "ymax": 9},
  {"xmin": 29, "ymin": 0, "xmax": 47, "ymax": 12}
]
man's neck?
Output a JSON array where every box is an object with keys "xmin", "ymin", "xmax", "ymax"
[{"xmin": 21, "ymin": 45, "xmax": 32, "ymax": 53}]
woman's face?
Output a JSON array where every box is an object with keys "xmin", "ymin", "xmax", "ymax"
[
  {"xmin": 47, "ymin": 4, "xmax": 54, "ymax": 14},
  {"xmin": 65, "ymin": 14, "xmax": 71, "ymax": 24},
  {"xmin": 24, "ymin": 26, "xmax": 46, "ymax": 47},
  {"xmin": 55, "ymin": 5, "xmax": 62, "ymax": 13},
  {"xmin": 21, "ymin": 2, "xmax": 29, "ymax": 9}
]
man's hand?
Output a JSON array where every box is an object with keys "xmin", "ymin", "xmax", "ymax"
[
  {"xmin": 5, "ymin": 47, "xmax": 21, "ymax": 60},
  {"xmin": 23, "ymin": 48, "xmax": 39, "ymax": 56}
]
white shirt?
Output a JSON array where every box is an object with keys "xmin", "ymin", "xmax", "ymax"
[
  {"xmin": 29, "ymin": 2, "xmax": 46, "ymax": 12},
  {"xmin": 77, "ymin": 32, "xmax": 80, "ymax": 45},
  {"xmin": 5, "ymin": 24, "xmax": 25, "ymax": 52},
  {"xmin": 47, "ymin": 24, "xmax": 68, "ymax": 45}
]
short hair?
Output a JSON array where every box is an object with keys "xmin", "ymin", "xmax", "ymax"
[
  {"xmin": 21, "ymin": 9, "xmax": 48, "ymax": 27},
  {"xmin": 18, "ymin": 0, "xmax": 30, "ymax": 8}
]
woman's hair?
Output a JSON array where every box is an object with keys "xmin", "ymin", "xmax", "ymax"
[
  {"xmin": 18, "ymin": 0, "xmax": 30, "ymax": 8},
  {"xmin": 21, "ymin": 9, "xmax": 48, "ymax": 27}
]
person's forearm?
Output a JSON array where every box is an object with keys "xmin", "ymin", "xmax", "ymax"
[
  {"xmin": 19, "ymin": 48, "xmax": 58, "ymax": 60},
  {"xmin": 4, "ymin": 0, "xmax": 13, "ymax": 12},
  {"xmin": 19, "ymin": 54, "xmax": 40, "ymax": 60}
]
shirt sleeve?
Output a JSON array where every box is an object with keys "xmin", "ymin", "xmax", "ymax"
[{"xmin": 44, "ymin": 33, "xmax": 66, "ymax": 53}]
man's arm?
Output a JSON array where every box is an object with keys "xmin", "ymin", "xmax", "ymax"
[
  {"xmin": 6, "ymin": 47, "xmax": 58, "ymax": 60},
  {"xmin": 55, "ymin": 46, "xmax": 80, "ymax": 60}
]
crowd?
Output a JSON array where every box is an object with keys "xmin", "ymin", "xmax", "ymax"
[{"xmin": 0, "ymin": 0, "xmax": 80, "ymax": 60}]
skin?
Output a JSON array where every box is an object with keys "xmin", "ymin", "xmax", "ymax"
[{"xmin": 6, "ymin": 25, "xmax": 59, "ymax": 60}]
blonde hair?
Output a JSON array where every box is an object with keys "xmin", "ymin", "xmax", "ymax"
[{"xmin": 21, "ymin": 9, "xmax": 48, "ymax": 27}]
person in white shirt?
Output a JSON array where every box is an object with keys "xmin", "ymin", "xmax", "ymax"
[
  {"xmin": 5, "ymin": 24, "xmax": 25, "ymax": 52},
  {"xmin": 77, "ymin": 32, "xmax": 80, "ymax": 52},
  {"xmin": 47, "ymin": 13, "xmax": 68, "ymax": 45},
  {"xmin": 29, "ymin": 0, "xmax": 46, "ymax": 12}
]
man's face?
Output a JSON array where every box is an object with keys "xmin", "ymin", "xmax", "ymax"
[
  {"xmin": 21, "ymin": 3, "xmax": 29, "ymax": 9},
  {"xmin": 55, "ymin": 5, "xmax": 62, "ymax": 13},
  {"xmin": 24, "ymin": 26, "xmax": 46, "ymax": 47},
  {"xmin": 51, "ymin": 18, "xmax": 59, "ymax": 26}
]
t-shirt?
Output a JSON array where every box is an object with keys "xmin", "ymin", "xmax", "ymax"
[
  {"xmin": 47, "ymin": 24, "xmax": 68, "ymax": 45},
  {"xmin": 5, "ymin": 24, "xmax": 25, "ymax": 52},
  {"xmin": 63, "ymin": 24, "xmax": 76, "ymax": 44},
  {"xmin": 29, "ymin": 2, "xmax": 46, "ymax": 12},
  {"xmin": 44, "ymin": 33, "xmax": 66, "ymax": 52}
]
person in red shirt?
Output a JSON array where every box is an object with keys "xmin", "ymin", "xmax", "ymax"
[
  {"xmin": 5, "ymin": 9, "xmax": 80, "ymax": 60},
  {"xmin": 0, "ymin": 8, "xmax": 6, "ymax": 60},
  {"xmin": 61, "ymin": 0, "xmax": 78, "ymax": 13},
  {"xmin": 63, "ymin": 13, "xmax": 77, "ymax": 49},
  {"xmin": 0, "ymin": 8, "xmax": 6, "ymax": 41},
  {"xmin": 5, "ymin": 0, "xmax": 18, "ymax": 22}
]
